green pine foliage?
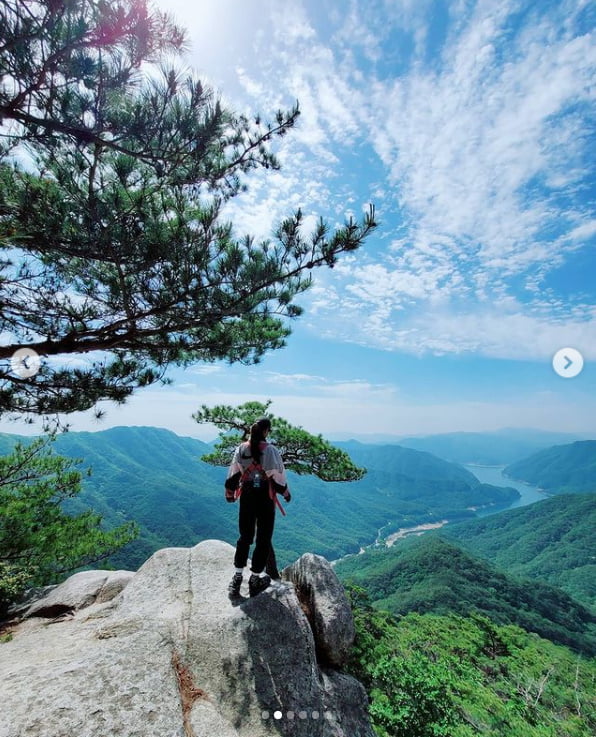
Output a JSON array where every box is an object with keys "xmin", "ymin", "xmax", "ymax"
[
  {"xmin": 504, "ymin": 441, "xmax": 596, "ymax": 494},
  {"xmin": 442, "ymin": 494, "xmax": 596, "ymax": 609},
  {"xmin": 0, "ymin": 435, "xmax": 137, "ymax": 614},
  {"xmin": 347, "ymin": 590, "xmax": 596, "ymax": 737},
  {"xmin": 0, "ymin": 0, "xmax": 376, "ymax": 419},
  {"xmin": 194, "ymin": 400, "xmax": 366, "ymax": 481},
  {"xmin": 335, "ymin": 537, "xmax": 596, "ymax": 656}
]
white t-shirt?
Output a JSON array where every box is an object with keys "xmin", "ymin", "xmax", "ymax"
[{"xmin": 227, "ymin": 441, "xmax": 287, "ymax": 487}]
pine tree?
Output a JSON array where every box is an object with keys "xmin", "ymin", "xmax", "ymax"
[
  {"xmin": 194, "ymin": 400, "xmax": 366, "ymax": 482},
  {"xmin": 0, "ymin": 434, "xmax": 138, "ymax": 614},
  {"xmin": 0, "ymin": 0, "xmax": 376, "ymax": 419}
]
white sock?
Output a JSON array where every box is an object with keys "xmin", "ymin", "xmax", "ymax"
[
  {"xmin": 258, "ymin": 571, "xmax": 268, "ymax": 578},
  {"xmin": 235, "ymin": 568, "xmax": 243, "ymax": 575}
]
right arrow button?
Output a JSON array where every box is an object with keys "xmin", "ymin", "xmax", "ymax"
[{"xmin": 553, "ymin": 348, "xmax": 584, "ymax": 378}]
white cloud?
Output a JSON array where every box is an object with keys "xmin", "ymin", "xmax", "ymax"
[
  {"xmin": 381, "ymin": 4, "xmax": 593, "ymax": 265},
  {"xmin": 12, "ymin": 382, "xmax": 589, "ymax": 439},
  {"xmin": 156, "ymin": 0, "xmax": 595, "ymax": 363},
  {"xmin": 567, "ymin": 220, "xmax": 596, "ymax": 243},
  {"xmin": 406, "ymin": 309, "xmax": 596, "ymax": 360},
  {"xmin": 263, "ymin": 371, "xmax": 328, "ymax": 386},
  {"xmin": 2, "ymin": 361, "xmax": 594, "ymax": 440},
  {"xmin": 189, "ymin": 365, "xmax": 223, "ymax": 376},
  {"xmin": 306, "ymin": 287, "xmax": 596, "ymax": 361},
  {"xmin": 282, "ymin": 0, "xmax": 595, "ymax": 360}
]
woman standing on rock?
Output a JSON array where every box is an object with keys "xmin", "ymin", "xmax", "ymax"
[{"xmin": 225, "ymin": 418, "xmax": 291, "ymax": 597}]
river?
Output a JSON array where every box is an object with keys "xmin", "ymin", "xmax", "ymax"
[
  {"xmin": 385, "ymin": 467, "xmax": 547, "ymax": 543},
  {"xmin": 331, "ymin": 465, "xmax": 547, "ymax": 565},
  {"xmin": 462, "ymin": 464, "xmax": 548, "ymax": 516}
]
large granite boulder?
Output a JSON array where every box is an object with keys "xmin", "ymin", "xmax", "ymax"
[
  {"xmin": 283, "ymin": 553, "xmax": 355, "ymax": 668},
  {"xmin": 25, "ymin": 569, "xmax": 135, "ymax": 618},
  {"xmin": 0, "ymin": 540, "xmax": 373, "ymax": 737}
]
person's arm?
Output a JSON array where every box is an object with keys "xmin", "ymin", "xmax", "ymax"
[
  {"xmin": 262, "ymin": 445, "xmax": 291, "ymax": 501},
  {"xmin": 271, "ymin": 476, "xmax": 291, "ymax": 502},
  {"xmin": 225, "ymin": 472, "xmax": 241, "ymax": 491},
  {"xmin": 224, "ymin": 445, "xmax": 243, "ymax": 501}
]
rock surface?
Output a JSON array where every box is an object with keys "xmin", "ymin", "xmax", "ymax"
[
  {"xmin": 283, "ymin": 553, "xmax": 355, "ymax": 668},
  {"xmin": 0, "ymin": 540, "xmax": 374, "ymax": 737},
  {"xmin": 26, "ymin": 569, "xmax": 135, "ymax": 618}
]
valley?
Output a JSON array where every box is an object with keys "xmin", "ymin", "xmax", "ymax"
[
  {"xmin": 0, "ymin": 426, "xmax": 525, "ymax": 569},
  {"xmin": 463, "ymin": 464, "xmax": 548, "ymax": 513},
  {"xmin": 1, "ymin": 424, "xmax": 595, "ymax": 737}
]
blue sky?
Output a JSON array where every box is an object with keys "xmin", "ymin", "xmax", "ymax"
[{"xmin": 3, "ymin": 0, "xmax": 595, "ymax": 441}]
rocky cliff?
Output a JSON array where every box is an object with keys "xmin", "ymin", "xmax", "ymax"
[{"xmin": 0, "ymin": 540, "xmax": 374, "ymax": 737}]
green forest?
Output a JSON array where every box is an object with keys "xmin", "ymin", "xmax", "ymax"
[
  {"xmin": 442, "ymin": 494, "xmax": 596, "ymax": 608},
  {"xmin": 334, "ymin": 536, "xmax": 596, "ymax": 656},
  {"xmin": 332, "ymin": 473, "xmax": 596, "ymax": 736},
  {"xmin": 505, "ymin": 441, "xmax": 596, "ymax": 493},
  {"xmin": 346, "ymin": 591, "xmax": 596, "ymax": 737},
  {"xmin": 0, "ymin": 426, "xmax": 521, "ymax": 570}
]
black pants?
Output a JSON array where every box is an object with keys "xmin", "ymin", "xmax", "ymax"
[{"xmin": 233, "ymin": 483, "xmax": 275, "ymax": 574}]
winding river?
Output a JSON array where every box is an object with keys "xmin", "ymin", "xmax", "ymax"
[
  {"xmin": 462, "ymin": 464, "xmax": 548, "ymax": 516},
  {"xmin": 332, "ymin": 465, "xmax": 547, "ymax": 564}
]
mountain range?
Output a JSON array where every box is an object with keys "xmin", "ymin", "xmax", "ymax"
[
  {"xmin": 441, "ymin": 493, "xmax": 596, "ymax": 608},
  {"xmin": 0, "ymin": 426, "xmax": 522, "ymax": 570},
  {"xmin": 333, "ymin": 438, "xmax": 596, "ymax": 656},
  {"xmin": 2, "ymin": 426, "xmax": 595, "ymax": 655},
  {"xmin": 334, "ymin": 533, "xmax": 596, "ymax": 656},
  {"xmin": 504, "ymin": 440, "xmax": 596, "ymax": 493},
  {"xmin": 394, "ymin": 428, "xmax": 588, "ymax": 465}
]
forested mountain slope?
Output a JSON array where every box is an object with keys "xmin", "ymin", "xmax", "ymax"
[
  {"xmin": 333, "ymin": 441, "xmax": 520, "ymax": 516},
  {"xmin": 504, "ymin": 440, "xmax": 596, "ymax": 493},
  {"xmin": 0, "ymin": 427, "xmax": 519, "ymax": 570},
  {"xmin": 347, "ymin": 599, "xmax": 596, "ymax": 737},
  {"xmin": 335, "ymin": 536, "xmax": 596, "ymax": 655},
  {"xmin": 442, "ymin": 494, "xmax": 596, "ymax": 609}
]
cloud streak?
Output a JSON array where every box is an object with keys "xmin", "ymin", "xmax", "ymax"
[
  {"xmin": 160, "ymin": 0, "xmax": 595, "ymax": 362},
  {"xmin": 257, "ymin": 0, "xmax": 595, "ymax": 359}
]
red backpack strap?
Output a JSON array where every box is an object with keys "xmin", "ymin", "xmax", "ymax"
[
  {"xmin": 237, "ymin": 458, "xmax": 263, "ymax": 500},
  {"xmin": 240, "ymin": 460, "xmax": 259, "ymax": 483},
  {"xmin": 268, "ymin": 477, "xmax": 286, "ymax": 516}
]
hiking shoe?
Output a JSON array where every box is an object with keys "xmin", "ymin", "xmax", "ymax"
[
  {"xmin": 228, "ymin": 572, "xmax": 243, "ymax": 597},
  {"xmin": 248, "ymin": 573, "xmax": 271, "ymax": 597}
]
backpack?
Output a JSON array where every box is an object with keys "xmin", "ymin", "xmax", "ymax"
[
  {"xmin": 235, "ymin": 443, "xmax": 286, "ymax": 516},
  {"xmin": 239, "ymin": 458, "xmax": 266, "ymax": 490}
]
